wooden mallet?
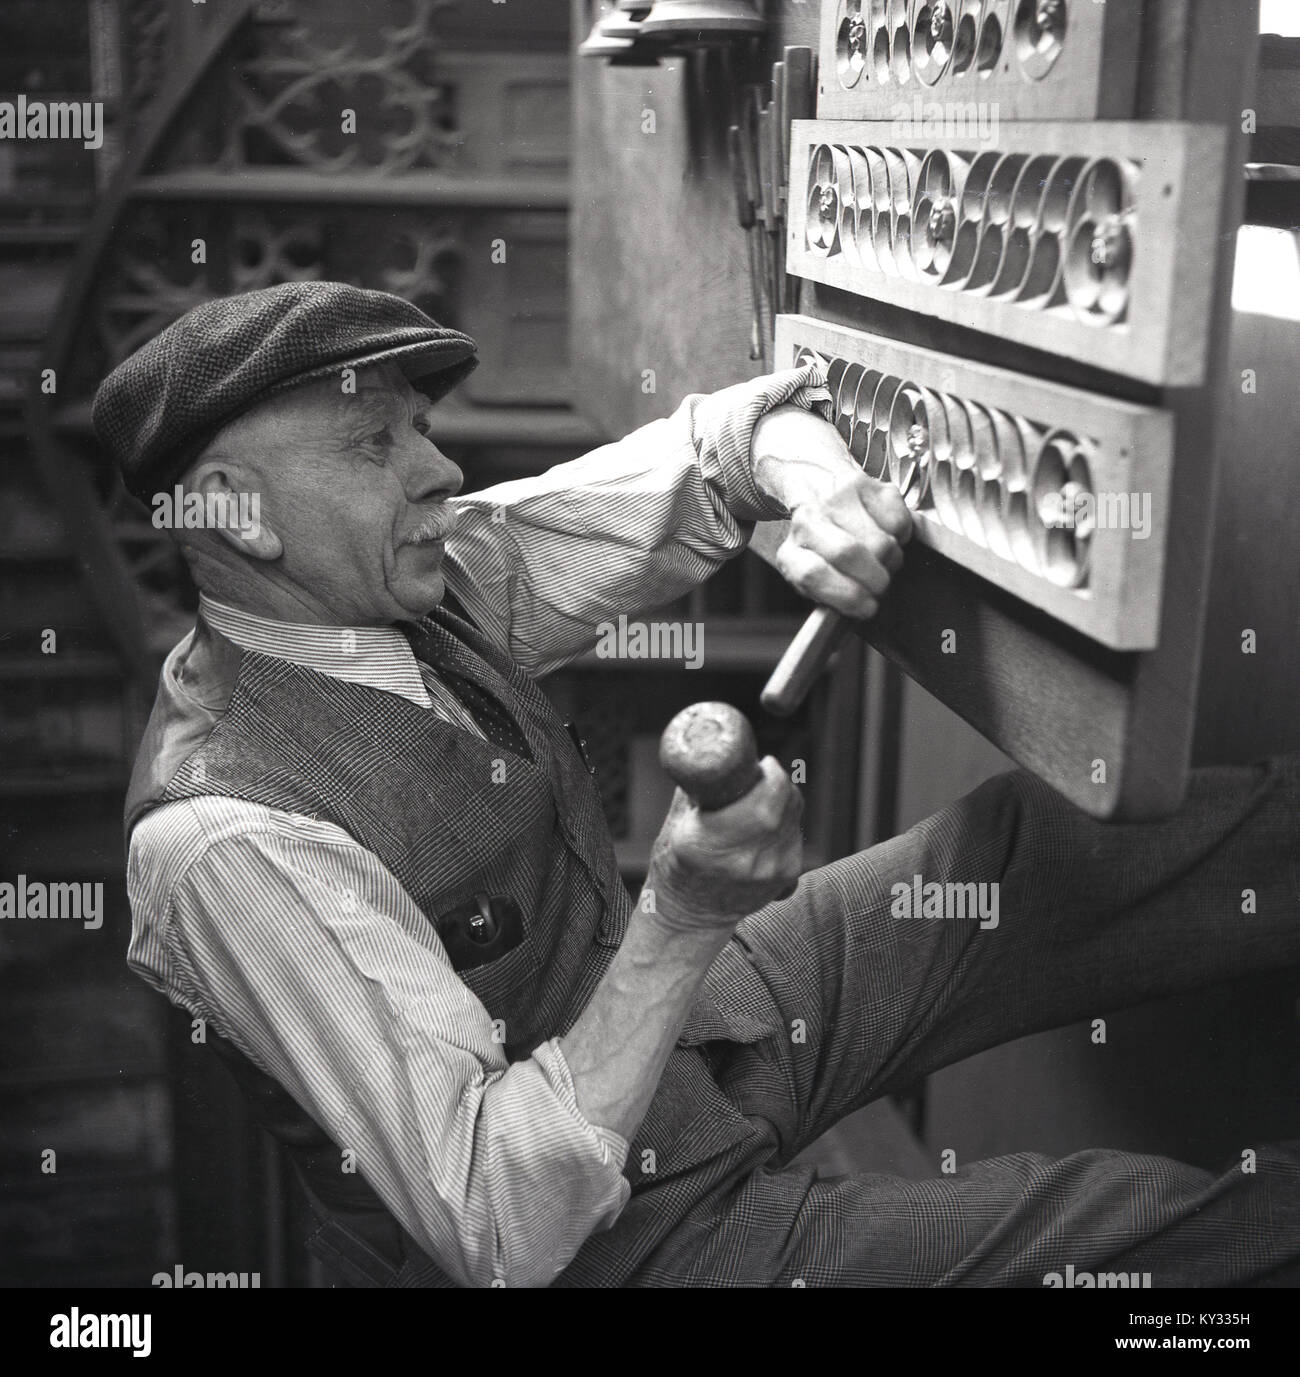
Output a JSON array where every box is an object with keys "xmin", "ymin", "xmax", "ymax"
[
  {"xmin": 659, "ymin": 701, "xmax": 763, "ymax": 809},
  {"xmin": 659, "ymin": 701, "xmax": 798, "ymax": 899}
]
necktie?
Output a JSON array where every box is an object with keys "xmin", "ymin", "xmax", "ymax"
[
  {"xmin": 437, "ymin": 667, "xmax": 534, "ymax": 762},
  {"xmin": 400, "ymin": 620, "xmax": 534, "ymax": 761}
]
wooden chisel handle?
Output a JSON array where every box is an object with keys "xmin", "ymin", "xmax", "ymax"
[
  {"xmin": 771, "ymin": 62, "xmax": 786, "ymax": 211},
  {"xmin": 760, "ymin": 605, "xmax": 850, "ymax": 718},
  {"xmin": 781, "ymin": 47, "xmax": 814, "ymax": 168},
  {"xmin": 728, "ymin": 124, "xmax": 754, "ymax": 230}
]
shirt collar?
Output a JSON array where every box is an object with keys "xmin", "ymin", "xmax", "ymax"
[{"xmin": 197, "ymin": 593, "xmax": 433, "ymax": 708}]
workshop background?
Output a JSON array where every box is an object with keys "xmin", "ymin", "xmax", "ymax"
[{"xmin": 1, "ymin": 0, "xmax": 1298, "ymax": 1286}]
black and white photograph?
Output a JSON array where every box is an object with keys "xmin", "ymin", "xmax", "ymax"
[{"xmin": 1, "ymin": 0, "xmax": 1298, "ymax": 1339}]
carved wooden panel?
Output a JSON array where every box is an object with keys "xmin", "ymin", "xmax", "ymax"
[
  {"xmin": 786, "ymin": 118, "xmax": 1226, "ymax": 383},
  {"xmin": 776, "ymin": 314, "xmax": 1172, "ymax": 650},
  {"xmin": 819, "ymin": 0, "xmax": 1142, "ymax": 122}
]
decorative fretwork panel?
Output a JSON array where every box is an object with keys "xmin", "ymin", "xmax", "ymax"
[
  {"xmin": 87, "ymin": 206, "xmax": 213, "ymax": 390},
  {"xmin": 73, "ymin": 200, "xmax": 477, "ymax": 395},
  {"xmin": 227, "ymin": 0, "xmax": 460, "ymax": 173},
  {"xmin": 59, "ymin": 3, "xmax": 576, "ymax": 399},
  {"xmin": 128, "ymin": 0, "xmax": 570, "ymax": 179}
]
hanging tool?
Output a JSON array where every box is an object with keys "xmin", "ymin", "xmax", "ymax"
[
  {"xmin": 728, "ymin": 49, "xmax": 816, "ymax": 374},
  {"xmin": 770, "ymin": 61, "xmax": 787, "ymax": 315},
  {"xmin": 746, "ymin": 85, "xmax": 771, "ymax": 321},
  {"xmin": 729, "ymin": 123, "xmax": 766, "ymax": 366},
  {"xmin": 742, "ymin": 85, "xmax": 774, "ymax": 364},
  {"xmin": 754, "ymin": 87, "xmax": 783, "ymax": 323},
  {"xmin": 780, "ymin": 46, "xmax": 815, "ymax": 313}
]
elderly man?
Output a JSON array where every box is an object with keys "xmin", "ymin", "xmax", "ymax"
[{"xmin": 97, "ymin": 282, "xmax": 1299, "ymax": 1288}]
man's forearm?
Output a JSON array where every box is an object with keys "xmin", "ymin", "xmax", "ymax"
[
  {"xmin": 441, "ymin": 368, "xmax": 832, "ymax": 676},
  {"xmin": 559, "ymin": 756, "xmax": 803, "ymax": 1143},
  {"xmin": 559, "ymin": 907, "xmax": 731, "ymax": 1143}
]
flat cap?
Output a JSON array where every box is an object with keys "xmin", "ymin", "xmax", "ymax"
[{"xmin": 92, "ymin": 281, "xmax": 479, "ymax": 502}]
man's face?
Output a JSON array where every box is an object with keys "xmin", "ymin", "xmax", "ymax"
[{"xmin": 243, "ymin": 364, "xmax": 465, "ymax": 625}]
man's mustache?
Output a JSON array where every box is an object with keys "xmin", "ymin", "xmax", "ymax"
[{"xmin": 406, "ymin": 507, "xmax": 460, "ymax": 544}]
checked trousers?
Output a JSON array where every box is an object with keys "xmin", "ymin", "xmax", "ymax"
[{"xmin": 614, "ymin": 755, "xmax": 1300, "ymax": 1287}]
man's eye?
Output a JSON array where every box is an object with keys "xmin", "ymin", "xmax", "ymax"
[{"xmin": 369, "ymin": 425, "xmax": 393, "ymax": 446}]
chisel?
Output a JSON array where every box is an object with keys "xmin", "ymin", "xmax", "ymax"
[{"xmin": 729, "ymin": 123, "xmax": 766, "ymax": 366}]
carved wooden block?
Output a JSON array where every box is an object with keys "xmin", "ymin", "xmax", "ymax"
[
  {"xmin": 819, "ymin": 0, "xmax": 1142, "ymax": 122},
  {"xmin": 776, "ymin": 314, "xmax": 1172, "ymax": 650},
  {"xmin": 787, "ymin": 119, "xmax": 1226, "ymax": 384}
]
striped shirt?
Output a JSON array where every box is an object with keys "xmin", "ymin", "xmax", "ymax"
[{"xmin": 126, "ymin": 366, "xmax": 832, "ymax": 1288}]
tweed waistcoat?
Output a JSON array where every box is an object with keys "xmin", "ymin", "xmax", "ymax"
[{"xmin": 146, "ymin": 606, "xmax": 628, "ymax": 1054}]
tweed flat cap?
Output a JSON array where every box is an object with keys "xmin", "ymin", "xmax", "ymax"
[{"xmin": 93, "ymin": 281, "xmax": 479, "ymax": 501}]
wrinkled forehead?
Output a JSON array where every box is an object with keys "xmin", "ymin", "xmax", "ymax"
[{"xmin": 192, "ymin": 364, "xmax": 427, "ymax": 476}]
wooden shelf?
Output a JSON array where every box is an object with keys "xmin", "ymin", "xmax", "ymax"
[
  {"xmin": 0, "ymin": 192, "xmax": 95, "ymax": 213},
  {"xmin": 1244, "ymin": 163, "xmax": 1300, "ymax": 228},
  {"xmin": 0, "ymin": 1063, "xmax": 165, "ymax": 1093},
  {"xmin": 0, "ymin": 1164, "xmax": 171, "ymax": 1193},
  {"xmin": 0, "ymin": 543, "xmax": 75, "ymax": 564},
  {"xmin": 3, "ymin": 813, "xmax": 127, "ymax": 876}
]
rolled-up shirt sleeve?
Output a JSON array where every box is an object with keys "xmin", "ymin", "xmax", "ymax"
[
  {"xmin": 130, "ymin": 800, "xmax": 630, "ymax": 1289},
  {"xmin": 443, "ymin": 365, "xmax": 832, "ymax": 675}
]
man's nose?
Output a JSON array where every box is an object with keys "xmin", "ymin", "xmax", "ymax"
[{"xmin": 407, "ymin": 443, "xmax": 463, "ymax": 502}]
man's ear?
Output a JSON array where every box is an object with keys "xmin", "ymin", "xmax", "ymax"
[{"xmin": 189, "ymin": 462, "xmax": 283, "ymax": 561}]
